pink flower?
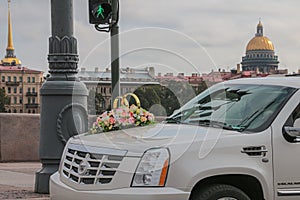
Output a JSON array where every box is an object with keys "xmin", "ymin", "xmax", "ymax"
[
  {"xmin": 129, "ymin": 117, "xmax": 135, "ymax": 124},
  {"xmin": 90, "ymin": 100, "xmax": 155, "ymax": 134},
  {"xmin": 148, "ymin": 115, "xmax": 153, "ymax": 121},
  {"xmin": 118, "ymin": 118, "xmax": 126, "ymax": 124},
  {"xmin": 109, "ymin": 117, "xmax": 115, "ymax": 124}
]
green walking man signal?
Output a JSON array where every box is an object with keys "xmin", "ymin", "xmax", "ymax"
[
  {"xmin": 96, "ymin": 5, "xmax": 105, "ymax": 19},
  {"xmin": 88, "ymin": 0, "xmax": 113, "ymax": 25}
]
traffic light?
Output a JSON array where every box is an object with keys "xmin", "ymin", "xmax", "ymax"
[{"xmin": 89, "ymin": 0, "xmax": 112, "ymax": 25}]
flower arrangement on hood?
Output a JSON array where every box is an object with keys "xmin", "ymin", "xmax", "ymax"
[{"xmin": 90, "ymin": 94, "xmax": 155, "ymax": 134}]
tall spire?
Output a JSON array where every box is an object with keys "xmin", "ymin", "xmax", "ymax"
[
  {"xmin": 1, "ymin": 0, "xmax": 21, "ymax": 66},
  {"xmin": 7, "ymin": 0, "xmax": 14, "ymax": 51}
]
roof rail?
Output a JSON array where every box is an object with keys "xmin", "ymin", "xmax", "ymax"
[{"xmin": 285, "ymin": 74, "xmax": 300, "ymax": 77}]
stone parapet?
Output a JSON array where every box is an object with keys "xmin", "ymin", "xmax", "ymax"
[
  {"xmin": 0, "ymin": 113, "xmax": 40, "ymax": 162},
  {"xmin": 0, "ymin": 114, "xmax": 166, "ymax": 162}
]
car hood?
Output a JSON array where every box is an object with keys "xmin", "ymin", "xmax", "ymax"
[{"xmin": 69, "ymin": 123, "xmax": 228, "ymax": 157}]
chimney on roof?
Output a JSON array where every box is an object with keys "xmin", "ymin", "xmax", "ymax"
[
  {"xmin": 95, "ymin": 67, "xmax": 99, "ymax": 72},
  {"xmin": 148, "ymin": 67, "xmax": 155, "ymax": 77},
  {"xmin": 237, "ymin": 64, "xmax": 241, "ymax": 73}
]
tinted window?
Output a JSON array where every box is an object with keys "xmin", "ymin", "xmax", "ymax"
[{"xmin": 167, "ymin": 84, "xmax": 296, "ymax": 132}]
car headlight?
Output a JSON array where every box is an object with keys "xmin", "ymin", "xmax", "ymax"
[{"xmin": 131, "ymin": 148, "xmax": 170, "ymax": 187}]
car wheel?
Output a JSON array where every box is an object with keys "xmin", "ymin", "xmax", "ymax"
[{"xmin": 192, "ymin": 184, "xmax": 251, "ymax": 200}]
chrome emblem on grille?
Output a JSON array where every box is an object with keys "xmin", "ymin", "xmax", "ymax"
[{"xmin": 78, "ymin": 154, "xmax": 91, "ymax": 176}]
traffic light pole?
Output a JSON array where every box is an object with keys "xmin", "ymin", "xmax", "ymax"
[
  {"xmin": 90, "ymin": 0, "xmax": 120, "ymax": 105},
  {"xmin": 110, "ymin": 24, "xmax": 120, "ymax": 105},
  {"xmin": 110, "ymin": 0, "xmax": 120, "ymax": 106}
]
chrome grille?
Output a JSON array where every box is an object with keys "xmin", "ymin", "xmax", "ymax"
[{"xmin": 62, "ymin": 143, "xmax": 126, "ymax": 185}]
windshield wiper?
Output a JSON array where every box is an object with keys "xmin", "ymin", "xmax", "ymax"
[
  {"xmin": 165, "ymin": 117, "xmax": 183, "ymax": 124},
  {"xmin": 196, "ymin": 119, "xmax": 243, "ymax": 131}
]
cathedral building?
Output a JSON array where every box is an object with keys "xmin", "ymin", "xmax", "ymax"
[
  {"xmin": 241, "ymin": 21, "xmax": 279, "ymax": 73},
  {"xmin": 0, "ymin": 0, "xmax": 43, "ymax": 113}
]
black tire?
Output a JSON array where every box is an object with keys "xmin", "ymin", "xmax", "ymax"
[{"xmin": 192, "ymin": 184, "xmax": 251, "ymax": 200}]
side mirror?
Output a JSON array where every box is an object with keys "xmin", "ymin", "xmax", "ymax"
[
  {"xmin": 294, "ymin": 118, "xmax": 300, "ymax": 128},
  {"xmin": 284, "ymin": 119, "xmax": 300, "ymax": 141},
  {"xmin": 172, "ymin": 109, "xmax": 179, "ymax": 115}
]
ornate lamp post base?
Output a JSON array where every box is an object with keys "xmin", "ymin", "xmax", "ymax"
[
  {"xmin": 35, "ymin": 161, "xmax": 58, "ymax": 194},
  {"xmin": 35, "ymin": 80, "xmax": 87, "ymax": 193}
]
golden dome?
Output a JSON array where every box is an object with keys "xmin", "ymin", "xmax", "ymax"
[
  {"xmin": 246, "ymin": 36, "xmax": 274, "ymax": 51},
  {"xmin": 1, "ymin": 57, "xmax": 21, "ymax": 65}
]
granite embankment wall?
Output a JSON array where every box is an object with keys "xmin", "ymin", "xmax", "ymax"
[
  {"xmin": 0, "ymin": 114, "xmax": 40, "ymax": 162},
  {"xmin": 0, "ymin": 114, "xmax": 166, "ymax": 162}
]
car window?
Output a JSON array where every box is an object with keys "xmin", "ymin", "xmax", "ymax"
[{"xmin": 167, "ymin": 84, "xmax": 296, "ymax": 132}]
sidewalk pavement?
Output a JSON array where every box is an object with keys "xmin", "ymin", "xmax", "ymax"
[{"xmin": 0, "ymin": 162, "xmax": 49, "ymax": 200}]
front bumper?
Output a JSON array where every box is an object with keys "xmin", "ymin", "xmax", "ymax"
[{"xmin": 50, "ymin": 172, "xmax": 190, "ymax": 200}]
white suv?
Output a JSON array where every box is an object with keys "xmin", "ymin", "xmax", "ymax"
[{"xmin": 50, "ymin": 77, "xmax": 300, "ymax": 200}]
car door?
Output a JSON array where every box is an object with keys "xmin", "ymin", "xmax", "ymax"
[{"xmin": 272, "ymin": 90, "xmax": 300, "ymax": 199}]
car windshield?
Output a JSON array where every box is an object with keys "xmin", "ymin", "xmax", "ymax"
[{"xmin": 166, "ymin": 83, "xmax": 296, "ymax": 132}]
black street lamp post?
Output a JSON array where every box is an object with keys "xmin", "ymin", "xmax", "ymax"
[{"xmin": 35, "ymin": 0, "xmax": 88, "ymax": 193}]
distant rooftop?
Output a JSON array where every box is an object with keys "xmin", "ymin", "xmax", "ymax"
[
  {"xmin": 78, "ymin": 67, "xmax": 156, "ymax": 82},
  {"xmin": 0, "ymin": 66, "xmax": 42, "ymax": 73}
]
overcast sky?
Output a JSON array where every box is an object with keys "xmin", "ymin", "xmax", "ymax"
[{"xmin": 0, "ymin": 0, "xmax": 300, "ymax": 75}]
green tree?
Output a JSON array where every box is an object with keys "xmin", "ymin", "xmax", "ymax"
[
  {"xmin": 132, "ymin": 80, "xmax": 213, "ymax": 117},
  {"xmin": 133, "ymin": 84, "xmax": 181, "ymax": 116},
  {"xmin": 0, "ymin": 88, "xmax": 9, "ymax": 112},
  {"xmin": 193, "ymin": 81, "xmax": 209, "ymax": 95},
  {"xmin": 87, "ymin": 90, "xmax": 105, "ymax": 115}
]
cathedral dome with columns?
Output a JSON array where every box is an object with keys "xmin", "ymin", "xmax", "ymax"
[{"xmin": 241, "ymin": 21, "xmax": 279, "ymax": 73}]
